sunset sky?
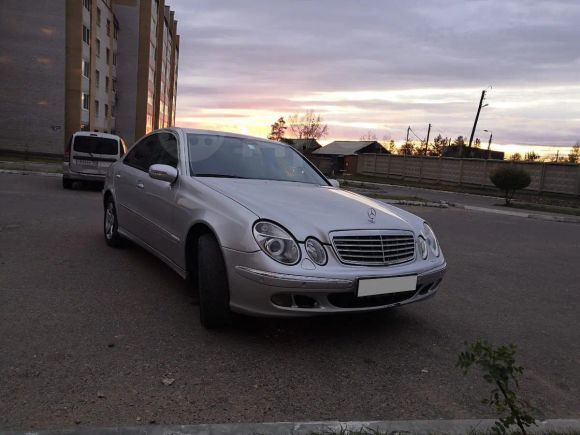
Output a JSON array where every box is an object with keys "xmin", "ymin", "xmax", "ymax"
[{"xmin": 169, "ymin": 0, "xmax": 579, "ymax": 156}]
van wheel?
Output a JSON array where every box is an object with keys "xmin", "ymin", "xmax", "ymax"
[
  {"xmin": 197, "ymin": 233, "xmax": 232, "ymax": 329},
  {"xmin": 62, "ymin": 178, "xmax": 73, "ymax": 189},
  {"xmin": 104, "ymin": 199, "xmax": 126, "ymax": 247}
]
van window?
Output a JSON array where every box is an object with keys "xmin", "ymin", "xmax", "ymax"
[{"xmin": 73, "ymin": 136, "xmax": 118, "ymax": 155}]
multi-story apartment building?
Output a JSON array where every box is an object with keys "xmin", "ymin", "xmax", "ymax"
[
  {"xmin": 113, "ymin": 0, "xmax": 179, "ymax": 143},
  {"xmin": 0, "ymin": 0, "xmax": 179, "ymax": 155}
]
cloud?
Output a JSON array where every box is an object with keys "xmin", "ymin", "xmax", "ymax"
[{"xmin": 168, "ymin": 0, "xmax": 580, "ymax": 148}]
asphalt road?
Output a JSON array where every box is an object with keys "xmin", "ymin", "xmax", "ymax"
[{"xmin": 1, "ymin": 173, "xmax": 579, "ymax": 431}]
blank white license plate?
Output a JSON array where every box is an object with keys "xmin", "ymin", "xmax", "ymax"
[{"xmin": 357, "ymin": 275, "xmax": 418, "ymax": 297}]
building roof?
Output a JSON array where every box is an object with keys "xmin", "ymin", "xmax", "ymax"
[
  {"xmin": 281, "ymin": 138, "xmax": 321, "ymax": 152},
  {"xmin": 312, "ymin": 140, "xmax": 383, "ymax": 156}
]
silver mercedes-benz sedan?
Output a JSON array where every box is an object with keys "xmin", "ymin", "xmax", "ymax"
[{"xmin": 103, "ymin": 128, "xmax": 446, "ymax": 328}]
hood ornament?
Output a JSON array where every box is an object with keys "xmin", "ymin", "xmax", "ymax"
[{"xmin": 368, "ymin": 207, "xmax": 376, "ymax": 223}]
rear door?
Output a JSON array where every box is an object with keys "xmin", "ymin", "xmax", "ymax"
[{"xmin": 71, "ymin": 135, "xmax": 119, "ymax": 176}]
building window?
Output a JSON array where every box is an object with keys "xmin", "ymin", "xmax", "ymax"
[
  {"xmin": 82, "ymin": 93, "xmax": 90, "ymax": 110},
  {"xmin": 112, "ymin": 79, "xmax": 117, "ymax": 92},
  {"xmin": 82, "ymin": 25, "xmax": 90, "ymax": 44},
  {"xmin": 83, "ymin": 0, "xmax": 91, "ymax": 11},
  {"xmin": 95, "ymin": 70, "xmax": 100, "ymax": 88},
  {"xmin": 82, "ymin": 59, "xmax": 90, "ymax": 77},
  {"xmin": 105, "ymin": 76, "xmax": 109, "ymax": 92},
  {"xmin": 95, "ymin": 100, "xmax": 99, "ymax": 117},
  {"xmin": 96, "ymin": 39, "xmax": 101, "ymax": 57},
  {"xmin": 106, "ymin": 19, "xmax": 111, "ymax": 36},
  {"xmin": 96, "ymin": 7, "xmax": 101, "ymax": 26},
  {"xmin": 106, "ymin": 48, "xmax": 110, "ymax": 64},
  {"xmin": 112, "ymin": 52, "xmax": 117, "ymax": 66},
  {"xmin": 105, "ymin": 104, "xmax": 109, "ymax": 118},
  {"xmin": 113, "ymin": 24, "xmax": 118, "ymax": 40}
]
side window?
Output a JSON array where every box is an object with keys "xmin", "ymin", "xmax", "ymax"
[
  {"xmin": 123, "ymin": 136, "xmax": 155, "ymax": 172},
  {"xmin": 153, "ymin": 133, "xmax": 178, "ymax": 168}
]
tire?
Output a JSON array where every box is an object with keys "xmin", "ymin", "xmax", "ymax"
[
  {"xmin": 62, "ymin": 178, "xmax": 73, "ymax": 189},
  {"xmin": 197, "ymin": 233, "xmax": 232, "ymax": 329},
  {"xmin": 104, "ymin": 198, "xmax": 126, "ymax": 248}
]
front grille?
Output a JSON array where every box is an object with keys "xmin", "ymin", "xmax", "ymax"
[{"xmin": 331, "ymin": 230, "xmax": 416, "ymax": 266}]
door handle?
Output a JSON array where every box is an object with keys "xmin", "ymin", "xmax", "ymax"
[
  {"xmin": 136, "ymin": 182, "xmax": 144, "ymax": 189},
  {"xmin": 115, "ymin": 174, "xmax": 121, "ymax": 179}
]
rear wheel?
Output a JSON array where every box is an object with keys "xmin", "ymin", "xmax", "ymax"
[
  {"xmin": 197, "ymin": 233, "xmax": 232, "ymax": 329},
  {"xmin": 62, "ymin": 178, "xmax": 73, "ymax": 189},
  {"xmin": 104, "ymin": 198, "xmax": 126, "ymax": 247}
]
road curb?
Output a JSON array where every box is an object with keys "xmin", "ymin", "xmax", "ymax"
[
  {"xmin": 2, "ymin": 419, "xmax": 580, "ymax": 435},
  {"xmin": 461, "ymin": 204, "xmax": 580, "ymax": 224},
  {"xmin": 0, "ymin": 169, "xmax": 62, "ymax": 177}
]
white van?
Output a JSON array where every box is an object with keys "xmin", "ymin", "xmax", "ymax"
[{"xmin": 63, "ymin": 131, "xmax": 127, "ymax": 188}]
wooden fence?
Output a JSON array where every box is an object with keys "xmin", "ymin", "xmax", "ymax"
[{"xmin": 356, "ymin": 154, "xmax": 580, "ymax": 196}]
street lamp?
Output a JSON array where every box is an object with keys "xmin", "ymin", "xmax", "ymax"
[{"xmin": 483, "ymin": 129, "xmax": 493, "ymax": 160}]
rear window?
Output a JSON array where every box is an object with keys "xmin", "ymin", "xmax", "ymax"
[{"xmin": 73, "ymin": 136, "xmax": 118, "ymax": 155}]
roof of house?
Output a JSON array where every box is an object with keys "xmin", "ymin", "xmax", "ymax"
[
  {"xmin": 312, "ymin": 140, "xmax": 384, "ymax": 156},
  {"xmin": 281, "ymin": 138, "xmax": 321, "ymax": 152}
]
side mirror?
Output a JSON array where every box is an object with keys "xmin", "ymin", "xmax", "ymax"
[
  {"xmin": 328, "ymin": 179, "xmax": 340, "ymax": 188},
  {"xmin": 149, "ymin": 164, "xmax": 178, "ymax": 183}
]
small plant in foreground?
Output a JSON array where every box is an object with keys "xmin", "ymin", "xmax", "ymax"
[
  {"xmin": 457, "ymin": 339, "xmax": 536, "ymax": 435},
  {"xmin": 489, "ymin": 166, "xmax": 531, "ymax": 205}
]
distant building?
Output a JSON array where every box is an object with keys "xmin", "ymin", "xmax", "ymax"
[
  {"xmin": 442, "ymin": 145, "xmax": 504, "ymax": 160},
  {"xmin": 0, "ymin": 0, "xmax": 179, "ymax": 156},
  {"xmin": 281, "ymin": 138, "xmax": 321, "ymax": 155},
  {"xmin": 311, "ymin": 140, "xmax": 389, "ymax": 174}
]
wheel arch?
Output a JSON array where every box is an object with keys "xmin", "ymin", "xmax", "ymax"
[{"xmin": 184, "ymin": 222, "xmax": 222, "ymax": 281}]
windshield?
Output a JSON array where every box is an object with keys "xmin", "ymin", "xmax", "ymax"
[
  {"xmin": 73, "ymin": 136, "xmax": 118, "ymax": 155},
  {"xmin": 187, "ymin": 134, "xmax": 328, "ymax": 185}
]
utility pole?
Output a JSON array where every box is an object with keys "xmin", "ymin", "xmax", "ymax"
[
  {"xmin": 406, "ymin": 126, "xmax": 410, "ymax": 144},
  {"xmin": 424, "ymin": 123, "xmax": 431, "ymax": 155},
  {"xmin": 487, "ymin": 132, "xmax": 493, "ymax": 159},
  {"xmin": 468, "ymin": 90, "xmax": 487, "ymax": 149}
]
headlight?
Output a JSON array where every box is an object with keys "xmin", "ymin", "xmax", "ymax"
[
  {"xmin": 417, "ymin": 236, "xmax": 428, "ymax": 260},
  {"xmin": 253, "ymin": 221, "xmax": 300, "ymax": 265},
  {"xmin": 422, "ymin": 223, "xmax": 440, "ymax": 257},
  {"xmin": 305, "ymin": 238, "xmax": 327, "ymax": 266}
]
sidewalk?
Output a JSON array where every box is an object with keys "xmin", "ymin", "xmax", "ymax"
[
  {"xmin": 2, "ymin": 419, "xmax": 580, "ymax": 435},
  {"xmin": 342, "ymin": 179, "xmax": 580, "ymax": 224}
]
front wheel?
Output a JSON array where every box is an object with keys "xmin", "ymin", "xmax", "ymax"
[
  {"xmin": 104, "ymin": 198, "xmax": 126, "ymax": 247},
  {"xmin": 197, "ymin": 233, "xmax": 232, "ymax": 329},
  {"xmin": 62, "ymin": 178, "xmax": 73, "ymax": 189}
]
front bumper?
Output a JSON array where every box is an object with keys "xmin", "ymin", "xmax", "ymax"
[{"xmin": 224, "ymin": 247, "xmax": 446, "ymax": 317}]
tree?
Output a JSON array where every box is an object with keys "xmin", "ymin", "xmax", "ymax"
[
  {"xmin": 268, "ymin": 117, "xmax": 287, "ymax": 141},
  {"xmin": 490, "ymin": 166, "xmax": 531, "ymax": 205},
  {"xmin": 287, "ymin": 111, "xmax": 329, "ymax": 140},
  {"xmin": 568, "ymin": 142, "xmax": 580, "ymax": 163},
  {"xmin": 453, "ymin": 136, "xmax": 466, "ymax": 147},
  {"xmin": 430, "ymin": 134, "xmax": 446, "ymax": 156},
  {"xmin": 386, "ymin": 139, "xmax": 397, "ymax": 154},
  {"xmin": 524, "ymin": 151, "xmax": 540, "ymax": 162},
  {"xmin": 399, "ymin": 140, "xmax": 415, "ymax": 156},
  {"xmin": 510, "ymin": 153, "xmax": 522, "ymax": 161},
  {"xmin": 360, "ymin": 130, "xmax": 377, "ymax": 141}
]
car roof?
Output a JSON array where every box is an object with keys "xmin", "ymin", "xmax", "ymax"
[
  {"xmin": 171, "ymin": 127, "xmax": 288, "ymax": 146},
  {"xmin": 73, "ymin": 131, "xmax": 121, "ymax": 140}
]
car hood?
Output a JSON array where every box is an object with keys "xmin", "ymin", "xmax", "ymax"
[{"xmin": 197, "ymin": 178, "xmax": 420, "ymax": 243}]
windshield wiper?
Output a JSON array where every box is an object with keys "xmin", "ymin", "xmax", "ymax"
[{"xmin": 193, "ymin": 173, "xmax": 248, "ymax": 179}]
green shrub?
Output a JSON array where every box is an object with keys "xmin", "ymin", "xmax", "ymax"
[
  {"xmin": 457, "ymin": 339, "xmax": 536, "ymax": 435},
  {"xmin": 490, "ymin": 166, "xmax": 531, "ymax": 205}
]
